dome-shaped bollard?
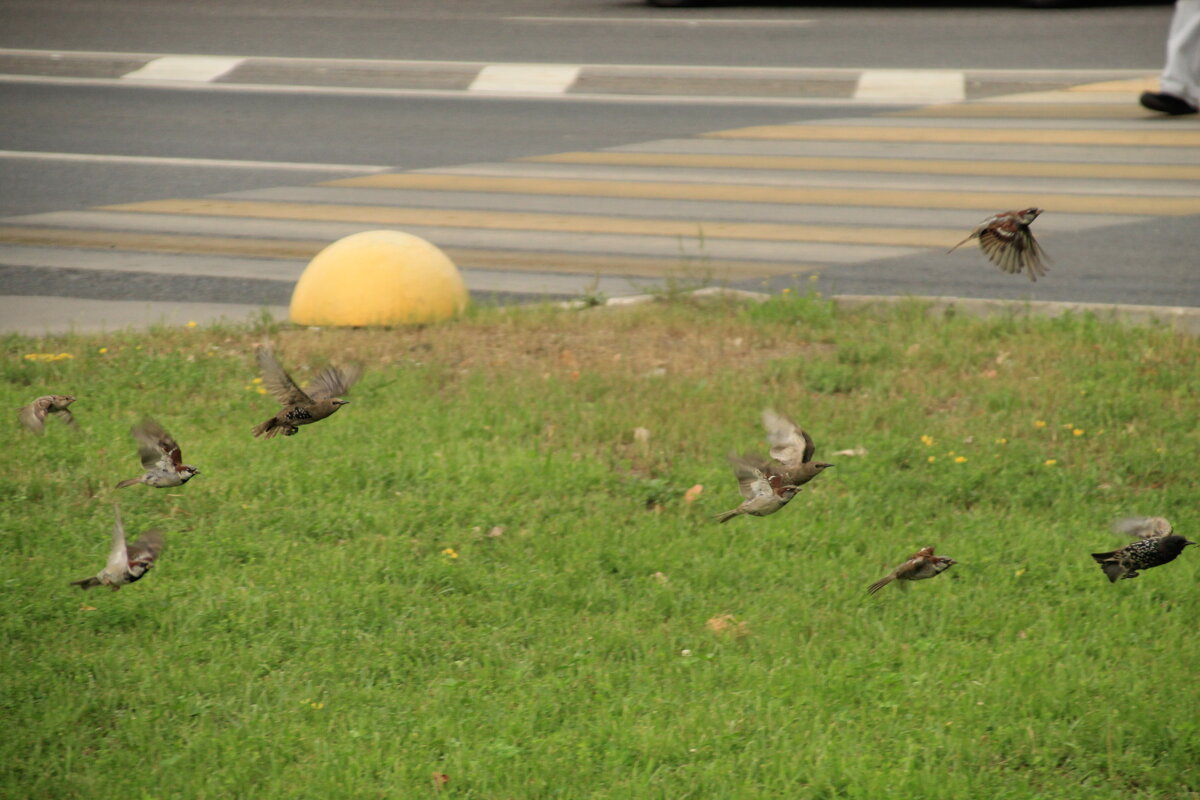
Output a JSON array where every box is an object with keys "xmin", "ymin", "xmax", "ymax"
[{"xmin": 289, "ymin": 230, "xmax": 468, "ymax": 327}]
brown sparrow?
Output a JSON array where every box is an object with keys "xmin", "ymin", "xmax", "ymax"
[
  {"xmin": 948, "ymin": 207, "xmax": 1048, "ymax": 282},
  {"xmin": 252, "ymin": 346, "xmax": 361, "ymax": 438},
  {"xmin": 714, "ymin": 456, "xmax": 800, "ymax": 523},
  {"xmin": 867, "ymin": 546, "xmax": 957, "ymax": 595},
  {"xmin": 1092, "ymin": 516, "xmax": 1195, "ymax": 582},
  {"xmin": 115, "ymin": 417, "xmax": 200, "ymax": 489},
  {"xmin": 71, "ymin": 504, "xmax": 164, "ymax": 591},
  {"xmin": 18, "ymin": 394, "xmax": 77, "ymax": 434}
]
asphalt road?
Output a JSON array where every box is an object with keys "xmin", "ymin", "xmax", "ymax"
[
  {"xmin": 0, "ymin": 0, "xmax": 1195, "ymax": 333},
  {"xmin": 0, "ymin": 0, "xmax": 1171, "ymax": 69}
]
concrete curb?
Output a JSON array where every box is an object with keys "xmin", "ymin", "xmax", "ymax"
[{"xmin": 566, "ymin": 288, "xmax": 1200, "ymax": 335}]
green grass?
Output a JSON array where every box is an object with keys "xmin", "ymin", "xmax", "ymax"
[{"xmin": 2, "ymin": 295, "xmax": 1198, "ymax": 799}]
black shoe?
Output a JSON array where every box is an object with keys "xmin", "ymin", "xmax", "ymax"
[{"xmin": 1139, "ymin": 91, "xmax": 1198, "ymax": 115}]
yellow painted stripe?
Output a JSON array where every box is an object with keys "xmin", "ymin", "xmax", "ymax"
[
  {"xmin": 322, "ymin": 173, "xmax": 1200, "ymax": 216},
  {"xmin": 889, "ymin": 103, "xmax": 1166, "ymax": 119},
  {"xmin": 0, "ymin": 226, "xmax": 326, "ymax": 258},
  {"xmin": 0, "ymin": 226, "xmax": 812, "ymax": 278},
  {"xmin": 1067, "ymin": 77, "xmax": 1157, "ymax": 93},
  {"xmin": 96, "ymin": 198, "xmax": 959, "ymax": 247},
  {"xmin": 521, "ymin": 150, "xmax": 1200, "ymax": 181},
  {"xmin": 704, "ymin": 124, "xmax": 1200, "ymax": 147}
]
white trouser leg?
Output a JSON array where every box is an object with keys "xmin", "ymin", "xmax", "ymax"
[{"xmin": 1161, "ymin": 0, "xmax": 1200, "ymax": 104}]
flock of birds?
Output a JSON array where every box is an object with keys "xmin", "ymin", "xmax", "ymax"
[{"xmin": 16, "ymin": 208, "xmax": 1193, "ymax": 594}]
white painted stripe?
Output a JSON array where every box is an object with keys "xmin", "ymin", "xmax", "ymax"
[
  {"xmin": 122, "ymin": 55, "xmax": 243, "ymax": 82},
  {"xmin": 854, "ymin": 70, "xmax": 965, "ymax": 103},
  {"xmin": 469, "ymin": 64, "xmax": 581, "ymax": 93},
  {"xmin": 504, "ymin": 16, "xmax": 814, "ymax": 27},
  {"xmin": 0, "ymin": 150, "xmax": 389, "ymax": 173},
  {"xmin": 0, "ymin": 73, "xmax": 929, "ymax": 107}
]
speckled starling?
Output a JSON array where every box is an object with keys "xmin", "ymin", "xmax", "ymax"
[
  {"xmin": 867, "ymin": 546, "xmax": 957, "ymax": 595},
  {"xmin": 115, "ymin": 417, "xmax": 200, "ymax": 489},
  {"xmin": 714, "ymin": 456, "xmax": 800, "ymax": 523},
  {"xmin": 71, "ymin": 504, "xmax": 164, "ymax": 591},
  {"xmin": 1091, "ymin": 516, "xmax": 1195, "ymax": 582},
  {"xmin": 252, "ymin": 346, "xmax": 361, "ymax": 439},
  {"xmin": 18, "ymin": 394, "xmax": 77, "ymax": 434},
  {"xmin": 759, "ymin": 408, "xmax": 834, "ymax": 490}
]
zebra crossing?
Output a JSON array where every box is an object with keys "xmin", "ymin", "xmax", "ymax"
[{"xmin": 2, "ymin": 73, "xmax": 1198, "ymax": 333}]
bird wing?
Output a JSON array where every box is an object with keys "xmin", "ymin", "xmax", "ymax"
[
  {"xmin": 18, "ymin": 397, "xmax": 50, "ymax": 433},
  {"xmin": 132, "ymin": 418, "xmax": 182, "ymax": 471},
  {"xmin": 55, "ymin": 408, "xmax": 78, "ymax": 427},
  {"xmin": 257, "ymin": 346, "xmax": 312, "ymax": 406},
  {"xmin": 729, "ymin": 457, "xmax": 774, "ymax": 501},
  {"xmin": 762, "ymin": 408, "xmax": 814, "ymax": 467},
  {"xmin": 304, "ymin": 363, "xmax": 362, "ymax": 402},
  {"xmin": 1112, "ymin": 516, "xmax": 1173, "ymax": 540},
  {"xmin": 126, "ymin": 529, "xmax": 165, "ymax": 564},
  {"xmin": 105, "ymin": 505, "xmax": 129, "ymax": 573},
  {"xmin": 978, "ymin": 226, "xmax": 1048, "ymax": 281}
]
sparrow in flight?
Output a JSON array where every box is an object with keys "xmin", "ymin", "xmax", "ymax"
[
  {"xmin": 115, "ymin": 418, "xmax": 200, "ymax": 489},
  {"xmin": 18, "ymin": 394, "xmax": 77, "ymax": 434},
  {"xmin": 948, "ymin": 207, "xmax": 1048, "ymax": 282},
  {"xmin": 71, "ymin": 504, "xmax": 164, "ymax": 591},
  {"xmin": 867, "ymin": 546, "xmax": 957, "ymax": 595}
]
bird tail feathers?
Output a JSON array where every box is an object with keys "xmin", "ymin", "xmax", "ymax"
[
  {"xmin": 71, "ymin": 577, "xmax": 101, "ymax": 590},
  {"xmin": 714, "ymin": 509, "xmax": 740, "ymax": 524},
  {"xmin": 866, "ymin": 575, "xmax": 894, "ymax": 595},
  {"xmin": 114, "ymin": 477, "xmax": 140, "ymax": 489},
  {"xmin": 252, "ymin": 418, "xmax": 280, "ymax": 439},
  {"xmin": 1090, "ymin": 552, "xmax": 1124, "ymax": 583}
]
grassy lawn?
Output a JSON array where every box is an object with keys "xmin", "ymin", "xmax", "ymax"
[{"xmin": 2, "ymin": 295, "xmax": 1198, "ymax": 799}]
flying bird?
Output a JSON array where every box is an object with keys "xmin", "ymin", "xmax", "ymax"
[
  {"xmin": 948, "ymin": 207, "xmax": 1049, "ymax": 282},
  {"xmin": 252, "ymin": 346, "xmax": 361, "ymax": 438},
  {"xmin": 115, "ymin": 418, "xmax": 200, "ymax": 489},
  {"xmin": 714, "ymin": 456, "xmax": 800, "ymax": 523},
  {"xmin": 19, "ymin": 394, "xmax": 77, "ymax": 434},
  {"xmin": 867, "ymin": 546, "xmax": 957, "ymax": 595},
  {"xmin": 71, "ymin": 504, "xmax": 164, "ymax": 591},
  {"xmin": 760, "ymin": 408, "xmax": 834, "ymax": 490},
  {"xmin": 1091, "ymin": 516, "xmax": 1195, "ymax": 582}
]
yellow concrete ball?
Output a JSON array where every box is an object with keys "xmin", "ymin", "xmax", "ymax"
[{"xmin": 289, "ymin": 230, "xmax": 468, "ymax": 326}]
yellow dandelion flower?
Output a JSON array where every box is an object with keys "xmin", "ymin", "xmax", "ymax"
[
  {"xmin": 1034, "ymin": 420, "xmax": 1047, "ymax": 428},
  {"xmin": 256, "ymin": 386, "xmax": 268, "ymax": 395},
  {"xmin": 782, "ymin": 288, "xmax": 792, "ymax": 294},
  {"xmin": 56, "ymin": 353, "xmax": 73, "ymax": 360},
  {"xmin": 311, "ymin": 702, "xmax": 324, "ymax": 710},
  {"xmin": 98, "ymin": 347, "xmax": 108, "ymax": 354},
  {"xmin": 1044, "ymin": 459, "xmax": 1057, "ymax": 467},
  {"xmin": 920, "ymin": 435, "xmax": 935, "ymax": 447},
  {"xmin": 954, "ymin": 456, "xmax": 967, "ymax": 464},
  {"xmin": 1072, "ymin": 429, "xmax": 1084, "ymax": 437},
  {"xmin": 185, "ymin": 320, "xmax": 198, "ymax": 328},
  {"xmin": 251, "ymin": 377, "xmax": 263, "ymax": 384},
  {"xmin": 1015, "ymin": 568, "xmax": 1026, "ymax": 577},
  {"xmin": 441, "ymin": 548, "xmax": 459, "ymax": 559},
  {"xmin": 927, "ymin": 456, "xmax": 937, "ymax": 463},
  {"xmin": 995, "ymin": 437, "xmax": 1007, "ymax": 445}
]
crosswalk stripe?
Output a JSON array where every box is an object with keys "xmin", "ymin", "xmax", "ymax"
[
  {"xmin": 96, "ymin": 198, "xmax": 967, "ymax": 247},
  {"xmin": 0, "ymin": 227, "xmax": 818, "ymax": 279},
  {"xmin": 121, "ymin": 55, "xmax": 243, "ymax": 82},
  {"xmin": 705, "ymin": 125, "xmax": 1200, "ymax": 147},
  {"xmin": 319, "ymin": 173, "xmax": 1200, "ymax": 215},
  {"xmin": 890, "ymin": 103, "xmax": 1165, "ymax": 119},
  {"xmin": 521, "ymin": 151, "xmax": 1200, "ymax": 181}
]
